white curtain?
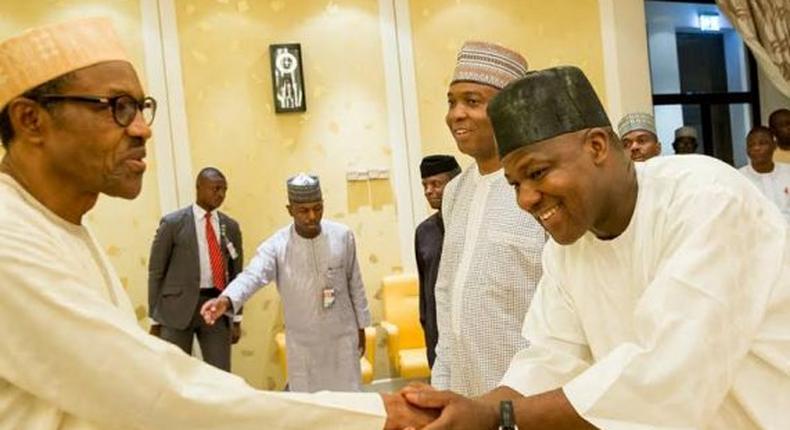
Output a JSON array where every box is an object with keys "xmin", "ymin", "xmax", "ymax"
[{"xmin": 717, "ymin": 0, "xmax": 790, "ymax": 98}]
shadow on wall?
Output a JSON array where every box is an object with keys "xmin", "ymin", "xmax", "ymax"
[{"xmin": 347, "ymin": 178, "xmax": 395, "ymax": 213}]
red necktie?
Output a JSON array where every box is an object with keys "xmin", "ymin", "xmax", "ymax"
[{"xmin": 205, "ymin": 212, "xmax": 226, "ymax": 290}]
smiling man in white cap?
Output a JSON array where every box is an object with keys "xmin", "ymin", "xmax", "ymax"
[
  {"xmin": 0, "ymin": 18, "xmax": 433, "ymax": 430},
  {"xmin": 201, "ymin": 173, "xmax": 373, "ymax": 393},
  {"xmin": 432, "ymin": 41, "xmax": 545, "ymax": 397}
]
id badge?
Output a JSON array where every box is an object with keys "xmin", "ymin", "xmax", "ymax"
[
  {"xmin": 226, "ymin": 241, "xmax": 239, "ymax": 260},
  {"xmin": 322, "ymin": 287, "xmax": 336, "ymax": 309}
]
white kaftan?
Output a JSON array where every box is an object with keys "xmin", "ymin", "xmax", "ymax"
[
  {"xmin": 501, "ymin": 155, "xmax": 790, "ymax": 430},
  {"xmin": 222, "ymin": 220, "xmax": 371, "ymax": 392},
  {"xmin": 738, "ymin": 162, "xmax": 790, "ymax": 222},
  {"xmin": 0, "ymin": 173, "xmax": 384, "ymax": 430},
  {"xmin": 432, "ymin": 165, "xmax": 545, "ymax": 396}
]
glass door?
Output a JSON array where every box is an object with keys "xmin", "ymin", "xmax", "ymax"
[{"xmin": 645, "ymin": 0, "xmax": 760, "ymax": 167}]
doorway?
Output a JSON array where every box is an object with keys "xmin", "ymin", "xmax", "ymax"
[{"xmin": 645, "ymin": 0, "xmax": 760, "ymax": 166}]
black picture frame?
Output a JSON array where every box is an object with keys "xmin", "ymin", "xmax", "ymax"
[{"xmin": 269, "ymin": 43, "xmax": 306, "ymax": 113}]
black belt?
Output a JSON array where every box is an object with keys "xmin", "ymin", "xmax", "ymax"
[{"xmin": 199, "ymin": 288, "xmax": 222, "ymax": 298}]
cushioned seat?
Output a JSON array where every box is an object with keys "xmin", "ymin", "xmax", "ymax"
[
  {"xmin": 398, "ymin": 348, "xmax": 430, "ymax": 379},
  {"xmin": 379, "ymin": 273, "xmax": 430, "ymax": 379}
]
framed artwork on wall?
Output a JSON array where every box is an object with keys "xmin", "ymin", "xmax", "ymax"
[{"xmin": 269, "ymin": 43, "xmax": 306, "ymax": 113}]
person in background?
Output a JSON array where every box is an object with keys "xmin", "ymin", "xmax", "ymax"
[
  {"xmin": 618, "ymin": 112, "xmax": 661, "ymax": 162},
  {"xmin": 148, "ymin": 167, "xmax": 243, "ymax": 371},
  {"xmin": 769, "ymin": 108, "xmax": 790, "ymax": 163},
  {"xmin": 0, "ymin": 17, "xmax": 434, "ymax": 429},
  {"xmin": 672, "ymin": 126, "xmax": 698, "ymax": 154},
  {"xmin": 415, "ymin": 154, "xmax": 460, "ymax": 368},
  {"xmin": 432, "ymin": 40, "xmax": 545, "ymax": 397},
  {"xmin": 201, "ymin": 174, "xmax": 372, "ymax": 393},
  {"xmin": 403, "ymin": 65, "xmax": 789, "ymax": 430},
  {"xmin": 739, "ymin": 126, "xmax": 790, "ymax": 221}
]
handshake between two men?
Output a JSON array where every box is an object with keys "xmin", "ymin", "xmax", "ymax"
[
  {"xmin": 200, "ymin": 297, "xmax": 538, "ymax": 430},
  {"xmin": 380, "ymin": 383, "xmax": 518, "ymax": 430}
]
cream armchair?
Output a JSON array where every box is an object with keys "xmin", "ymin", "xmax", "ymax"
[{"xmin": 379, "ymin": 273, "xmax": 430, "ymax": 379}]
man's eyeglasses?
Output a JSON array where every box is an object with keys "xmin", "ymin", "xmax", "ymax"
[{"xmin": 32, "ymin": 94, "xmax": 157, "ymax": 127}]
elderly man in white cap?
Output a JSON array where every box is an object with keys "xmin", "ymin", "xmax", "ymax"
[
  {"xmin": 618, "ymin": 112, "xmax": 661, "ymax": 161},
  {"xmin": 0, "ymin": 18, "xmax": 433, "ymax": 430},
  {"xmin": 672, "ymin": 125, "xmax": 699, "ymax": 154},
  {"xmin": 432, "ymin": 41, "xmax": 545, "ymax": 397},
  {"xmin": 202, "ymin": 173, "xmax": 372, "ymax": 393}
]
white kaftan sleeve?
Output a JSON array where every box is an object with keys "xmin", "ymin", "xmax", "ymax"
[
  {"xmin": 430, "ymin": 177, "xmax": 460, "ymax": 389},
  {"xmin": 500, "ymin": 247, "xmax": 592, "ymax": 396},
  {"xmin": 345, "ymin": 230, "xmax": 371, "ymax": 328},
  {"xmin": 561, "ymin": 186, "xmax": 785, "ymax": 430},
  {"xmin": 222, "ymin": 235, "xmax": 279, "ymax": 313},
  {"xmin": 0, "ymin": 227, "xmax": 385, "ymax": 429}
]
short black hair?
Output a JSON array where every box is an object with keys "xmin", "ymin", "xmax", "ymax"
[
  {"xmin": 768, "ymin": 108, "xmax": 790, "ymax": 129},
  {"xmin": 196, "ymin": 167, "xmax": 226, "ymax": 185},
  {"xmin": 747, "ymin": 125, "xmax": 773, "ymax": 140},
  {"xmin": 0, "ymin": 72, "xmax": 76, "ymax": 148}
]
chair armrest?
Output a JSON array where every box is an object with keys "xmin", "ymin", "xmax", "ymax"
[
  {"xmin": 363, "ymin": 326, "xmax": 377, "ymax": 364},
  {"xmin": 274, "ymin": 332, "xmax": 288, "ymax": 379},
  {"xmin": 380, "ymin": 321, "xmax": 400, "ymax": 375}
]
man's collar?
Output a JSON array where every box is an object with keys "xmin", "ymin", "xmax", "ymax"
[{"xmin": 193, "ymin": 203, "xmax": 213, "ymax": 219}]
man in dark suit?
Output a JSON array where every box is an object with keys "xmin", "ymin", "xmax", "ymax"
[
  {"xmin": 148, "ymin": 167, "xmax": 243, "ymax": 371},
  {"xmin": 414, "ymin": 155, "xmax": 460, "ymax": 368}
]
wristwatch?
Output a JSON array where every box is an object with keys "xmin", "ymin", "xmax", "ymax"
[{"xmin": 499, "ymin": 400, "xmax": 518, "ymax": 430}]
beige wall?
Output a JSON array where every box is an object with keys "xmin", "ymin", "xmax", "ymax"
[
  {"xmin": 408, "ymin": 0, "xmax": 607, "ymax": 161},
  {"xmin": 3, "ymin": 0, "xmax": 622, "ymax": 391},
  {"xmin": 597, "ymin": 0, "xmax": 653, "ymax": 122},
  {"xmin": 759, "ymin": 67, "xmax": 790, "ymax": 126},
  {"xmin": 0, "ymin": 0, "xmax": 163, "ymax": 326},
  {"xmin": 173, "ymin": 0, "xmax": 402, "ymax": 389}
]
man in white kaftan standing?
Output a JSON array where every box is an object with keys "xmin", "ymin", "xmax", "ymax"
[
  {"xmin": 739, "ymin": 126, "xmax": 790, "ymax": 222},
  {"xmin": 0, "ymin": 18, "xmax": 435, "ymax": 430},
  {"xmin": 202, "ymin": 173, "xmax": 371, "ymax": 392},
  {"xmin": 432, "ymin": 41, "xmax": 545, "ymax": 397}
]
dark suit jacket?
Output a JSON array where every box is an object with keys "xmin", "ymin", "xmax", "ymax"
[
  {"xmin": 414, "ymin": 212, "xmax": 444, "ymax": 368},
  {"xmin": 148, "ymin": 205, "xmax": 243, "ymax": 329}
]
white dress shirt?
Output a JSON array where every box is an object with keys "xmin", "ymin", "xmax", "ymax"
[
  {"xmin": 738, "ymin": 162, "xmax": 790, "ymax": 222},
  {"xmin": 192, "ymin": 204, "xmax": 222, "ymax": 290}
]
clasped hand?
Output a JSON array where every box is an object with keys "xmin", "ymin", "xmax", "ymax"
[{"xmin": 382, "ymin": 382, "xmax": 498, "ymax": 430}]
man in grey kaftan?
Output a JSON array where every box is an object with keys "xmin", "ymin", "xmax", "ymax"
[{"xmin": 202, "ymin": 174, "xmax": 371, "ymax": 392}]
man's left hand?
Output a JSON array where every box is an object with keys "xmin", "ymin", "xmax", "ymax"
[
  {"xmin": 403, "ymin": 390, "xmax": 498, "ymax": 430},
  {"xmin": 231, "ymin": 322, "xmax": 242, "ymax": 344},
  {"xmin": 381, "ymin": 392, "xmax": 440, "ymax": 429},
  {"xmin": 358, "ymin": 328, "xmax": 366, "ymax": 358}
]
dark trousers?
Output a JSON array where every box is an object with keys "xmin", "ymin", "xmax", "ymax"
[{"xmin": 160, "ymin": 294, "xmax": 231, "ymax": 371}]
